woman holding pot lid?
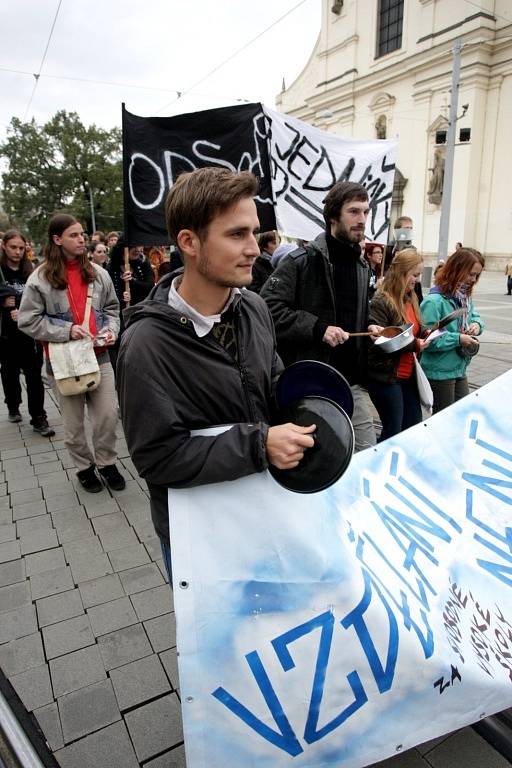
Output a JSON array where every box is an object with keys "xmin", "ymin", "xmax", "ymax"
[
  {"xmin": 367, "ymin": 249, "xmax": 428, "ymax": 441},
  {"xmin": 420, "ymin": 248, "xmax": 484, "ymax": 414}
]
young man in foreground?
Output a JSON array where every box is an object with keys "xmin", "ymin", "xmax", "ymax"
[{"xmin": 117, "ymin": 168, "xmax": 315, "ymax": 580}]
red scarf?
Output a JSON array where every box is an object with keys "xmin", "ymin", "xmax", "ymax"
[{"xmin": 66, "ymin": 260, "xmax": 97, "ymax": 338}]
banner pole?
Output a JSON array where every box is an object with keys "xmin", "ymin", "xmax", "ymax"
[{"xmin": 124, "ymin": 247, "xmax": 131, "ymax": 307}]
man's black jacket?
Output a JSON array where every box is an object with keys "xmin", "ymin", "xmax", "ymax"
[
  {"xmin": 116, "ymin": 273, "xmax": 282, "ymax": 542},
  {"xmin": 249, "ymin": 254, "xmax": 274, "ymax": 294},
  {"xmin": 260, "ymin": 232, "xmax": 370, "ymax": 369}
]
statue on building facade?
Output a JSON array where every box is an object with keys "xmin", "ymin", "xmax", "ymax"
[
  {"xmin": 428, "ymin": 148, "xmax": 445, "ymax": 205},
  {"xmin": 375, "ymin": 114, "xmax": 387, "ymax": 139}
]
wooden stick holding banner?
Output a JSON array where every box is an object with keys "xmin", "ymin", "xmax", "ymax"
[{"xmin": 123, "ymin": 246, "xmax": 131, "ymax": 307}]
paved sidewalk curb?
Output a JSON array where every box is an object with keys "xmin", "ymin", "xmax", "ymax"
[{"xmin": 0, "ymin": 385, "xmax": 185, "ymax": 768}]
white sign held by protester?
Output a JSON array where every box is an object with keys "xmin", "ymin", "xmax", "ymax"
[
  {"xmin": 265, "ymin": 106, "xmax": 398, "ymax": 244},
  {"xmin": 169, "ymin": 371, "xmax": 512, "ymax": 768}
]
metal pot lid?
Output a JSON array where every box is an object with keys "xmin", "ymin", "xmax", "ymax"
[
  {"xmin": 374, "ymin": 322, "xmax": 414, "ymax": 353},
  {"xmin": 269, "ymin": 396, "xmax": 354, "ymax": 494},
  {"xmin": 276, "ymin": 360, "xmax": 354, "ymax": 419}
]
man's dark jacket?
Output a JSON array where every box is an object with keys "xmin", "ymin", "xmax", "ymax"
[
  {"xmin": 116, "ymin": 273, "xmax": 282, "ymax": 542},
  {"xmin": 260, "ymin": 232, "xmax": 370, "ymax": 369},
  {"xmin": 249, "ymin": 253, "xmax": 274, "ymax": 294}
]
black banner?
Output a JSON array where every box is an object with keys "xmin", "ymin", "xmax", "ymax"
[{"xmin": 122, "ymin": 103, "xmax": 276, "ymax": 246}]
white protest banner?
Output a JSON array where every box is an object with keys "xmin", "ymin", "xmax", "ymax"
[
  {"xmin": 169, "ymin": 370, "xmax": 512, "ymax": 768},
  {"xmin": 264, "ymin": 106, "xmax": 398, "ymax": 244}
]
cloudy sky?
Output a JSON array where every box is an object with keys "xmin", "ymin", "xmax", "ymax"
[{"xmin": 0, "ymin": 0, "xmax": 320, "ymax": 138}]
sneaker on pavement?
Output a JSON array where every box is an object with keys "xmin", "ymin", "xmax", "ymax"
[
  {"xmin": 77, "ymin": 465, "xmax": 103, "ymax": 493},
  {"xmin": 32, "ymin": 419, "xmax": 55, "ymax": 437},
  {"xmin": 8, "ymin": 412, "xmax": 22, "ymax": 423},
  {"xmin": 98, "ymin": 464, "xmax": 126, "ymax": 491}
]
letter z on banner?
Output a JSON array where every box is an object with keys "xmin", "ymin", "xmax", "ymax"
[
  {"xmin": 264, "ymin": 107, "xmax": 398, "ymax": 244},
  {"xmin": 168, "ymin": 370, "xmax": 512, "ymax": 768}
]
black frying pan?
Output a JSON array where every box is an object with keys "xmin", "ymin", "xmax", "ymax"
[
  {"xmin": 428, "ymin": 307, "xmax": 465, "ymax": 332},
  {"xmin": 269, "ymin": 396, "xmax": 354, "ymax": 494}
]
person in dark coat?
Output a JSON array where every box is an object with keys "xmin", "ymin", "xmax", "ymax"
[
  {"xmin": 365, "ymin": 242, "xmax": 384, "ymax": 300},
  {"xmin": 117, "ymin": 168, "xmax": 315, "ymax": 583},
  {"xmin": 260, "ymin": 181, "xmax": 382, "ymax": 451},
  {"xmin": 0, "ymin": 229, "xmax": 54, "ymax": 436},
  {"xmin": 107, "ymin": 236, "xmax": 154, "ymax": 372},
  {"xmin": 248, "ymin": 231, "xmax": 278, "ymax": 294}
]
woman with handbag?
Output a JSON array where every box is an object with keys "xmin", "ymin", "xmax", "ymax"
[
  {"xmin": 0, "ymin": 230, "xmax": 55, "ymax": 436},
  {"xmin": 18, "ymin": 213, "xmax": 125, "ymax": 493},
  {"xmin": 367, "ymin": 249, "xmax": 429, "ymax": 441},
  {"xmin": 420, "ymin": 248, "xmax": 484, "ymax": 413}
]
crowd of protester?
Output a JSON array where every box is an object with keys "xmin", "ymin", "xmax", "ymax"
[{"xmin": 0, "ymin": 177, "xmax": 485, "ymax": 517}]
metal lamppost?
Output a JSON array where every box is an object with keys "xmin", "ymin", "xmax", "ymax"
[{"xmin": 437, "ymin": 38, "xmax": 469, "ymax": 262}]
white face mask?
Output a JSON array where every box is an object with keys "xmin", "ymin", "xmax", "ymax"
[{"xmin": 394, "ymin": 227, "xmax": 414, "ymax": 243}]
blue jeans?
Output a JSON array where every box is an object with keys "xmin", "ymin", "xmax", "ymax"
[
  {"xmin": 368, "ymin": 376, "xmax": 422, "ymax": 442},
  {"xmin": 160, "ymin": 538, "xmax": 173, "ymax": 588}
]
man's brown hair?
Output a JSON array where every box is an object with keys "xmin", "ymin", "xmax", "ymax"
[
  {"xmin": 165, "ymin": 168, "xmax": 259, "ymax": 244},
  {"xmin": 259, "ymin": 231, "xmax": 278, "ymax": 252},
  {"xmin": 323, "ymin": 182, "xmax": 368, "ymax": 227}
]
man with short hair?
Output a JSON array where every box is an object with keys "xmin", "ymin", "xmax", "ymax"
[
  {"xmin": 249, "ymin": 230, "xmax": 278, "ymax": 294},
  {"xmin": 261, "ymin": 181, "xmax": 382, "ymax": 451},
  {"xmin": 116, "ymin": 168, "xmax": 315, "ymax": 580},
  {"xmin": 90, "ymin": 230, "xmax": 106, "ymax": 244}
]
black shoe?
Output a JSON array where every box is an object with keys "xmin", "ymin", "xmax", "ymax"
[
  {"xmin": 77, "ymin": 465, "xmax": 103, "ymax": 493},
  {"xmin": 98, "ymin": 464, "xmax": 126, "ymax": 491},
  {"xmin": 8, "ymin": 411, "xmax": 22, "ymax": 423},
  {"xmin": 32, "ymin": 418, "xmax": 55, "ymax": 437}
]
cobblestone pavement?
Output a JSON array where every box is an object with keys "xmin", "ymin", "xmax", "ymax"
[{"xmin": 0, "ymin": 270, "xmax": 510, "ymax": 768}]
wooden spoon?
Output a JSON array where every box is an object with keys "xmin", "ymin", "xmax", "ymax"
[{"xmin": 349, "ymin": 326, "xmax": 402, "ymax": 338}]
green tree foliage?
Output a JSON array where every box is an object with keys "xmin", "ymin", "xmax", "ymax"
[{"xmin": 0, "ymin": 111, "xmax": 123, "ymax": 242}]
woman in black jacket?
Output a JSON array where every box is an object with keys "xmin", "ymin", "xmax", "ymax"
[
  {"xmin": 0, "ymin": 230, "xmax": 54, "ymax": 435},
  {"xmin": 107, "ymin": 236, "xmax": 154, "ymax": 371},
  {"xmin": 107, "ymin": 237, "xmax": 154, "ymax": 307},
  {"xmin": 367, "ymin": 248, "xmax": 427, "ymax": 441}
]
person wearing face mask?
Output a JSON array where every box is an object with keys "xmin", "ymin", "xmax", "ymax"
[
  {"xmin": 420, "ymin": 248, "xmax": 484, "ymax": 413},
  {"xmin": 367, "ymin": 249, "xmax": 428, "ymax": 441},
  {"xmin": 0, "ymin": 230, "xmax": 55, "ymax": 435}
]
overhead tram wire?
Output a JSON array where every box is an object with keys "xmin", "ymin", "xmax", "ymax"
[
  {"xmin": 0, "ymin": 66, "xmax": 249, "ymax": 110},
  {"xmin": 154, "ymin": 0, "xmax": 312, "ymax": 115},
  {"xmin": 23, "ymin": 0, "xmax": 63, "ymax": 121}
]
